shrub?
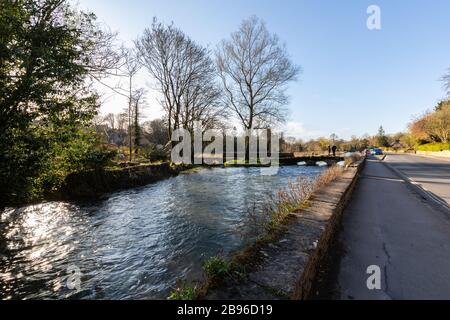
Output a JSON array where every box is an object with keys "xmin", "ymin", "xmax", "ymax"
[
  {"xmin": 168, "ymin": 280, "xmax": 198, "ymax": 300},
  {"xmin": 344, "ymin": 153, "xmax": 362, "ymax": 166},
  {"xmin": 82, "ymin": 149, "xmax": 117, "ymax": 170},
  {"xmin": 245, "ymin": 165, "xmax": 343, "ymax": 238},
  {"xmin": 142, "ymin": 145, "xmax": 169, "ymax": 162},
  {"xmin": 416, "ymin": 142, "xmax": 450, "ymax": 152},
  {"xmin": 314, "ymin": 165, "xmax": 343, "ymax": 188},
  {"xmin": 203, "ymin": 256, "xmax": 230, "ymax": 279}
]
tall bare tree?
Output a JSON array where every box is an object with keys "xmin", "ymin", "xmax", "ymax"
[
  {"xmin": 180, "ymin": 63, "xmax": 225, "ymax": 133},
  {"xmin": 117, "ymin": 112, "xmax": 128, "ymax": 133},
  {"xmin": 136, "ymin": 18, "xmax": 224, "ymax": 142},
  {"xmin": 103, "ymin": 113, "xmax": 115, "ymax": 130},
  {"xmin": 132, "ymin": 88, "xmax": 146, "ymax": 153},
  {"xmin": 142, "ymin": 118, "xmax": 168, "ymax": 146},
  {"xmin": 121, "ymin": 47, "xmax": 141, "ymax": 161},
  {"xmin": 216, "ymin": 16, "xmax": 300, "ymax": 160},
  {"xmin": 443, "ymin": 68, "xmax": 450, "ymax": 96}
]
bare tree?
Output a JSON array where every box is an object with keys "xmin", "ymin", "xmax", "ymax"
[
  {"xmin": 142, "ymin": 118, "xmax": 168, "ymax": 146},
  {"xmin": 136, "ymin": 18, "xmax": 224, "ymax": 142},
  {"xmin": 132, "ymin": 88, "xmax": 147, "ymax": 153},
  {"xmin": 116, "ymin": 112, "xmax": 128, "ymax": 133},
  {"xmin": 104, "ymin": 113, "xmax": 115, "ymax": 129},
  {"xmin": 121, "ymin": 47, "xmax": 141, "ymax": 161},
  {"xmin": 180, "ymin": 60, "xmax": 225, "ymax": 133},
  {"xmin": 330, "ymin": 133, "xmax": 338, "ymax": 144},
  {"xmin": 443, "ymin": 68, "xmax": 450, "ymax": 96},
  {"xmin": 216, "ymin": 16, "xmax": 300, "ymax": 160},
  {"xmin": 136, "ymin": 19, "xmax": 185, "ymax": 141}
]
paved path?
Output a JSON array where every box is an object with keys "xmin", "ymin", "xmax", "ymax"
[{"xmin": 334, "ymin": 157, "xmax": 450, "ymax": 300}]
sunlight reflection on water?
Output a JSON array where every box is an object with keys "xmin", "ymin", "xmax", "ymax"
[{"xmin": 0, "ymin": 166, "xmax": 324, "ymax": 299}]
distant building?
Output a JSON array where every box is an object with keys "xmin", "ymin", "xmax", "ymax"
[{"xmin": 390, "ymin": 140, "xmax": 404, "ymax": 150}]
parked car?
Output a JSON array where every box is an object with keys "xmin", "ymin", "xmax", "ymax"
[{"xmin": 374, "ymin": 148, "xmax": 384, "ymax": 155}]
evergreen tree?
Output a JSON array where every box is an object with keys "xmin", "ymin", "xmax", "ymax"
[
  {"xmin": 0, "ymin": 0, "xmax": 117, "ymax": 204},
  {"xmin": 376, "ymin": 126, "xmax": 389, "ymax": 147}
]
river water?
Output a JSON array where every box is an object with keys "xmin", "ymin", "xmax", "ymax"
[{"xmin": 0, "ymin": 166, "xmax": 324, "ymax": 300}]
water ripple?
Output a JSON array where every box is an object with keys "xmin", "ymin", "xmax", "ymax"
[{"xmin": 0, "ymin": 166, "xmax": 323, "ymax": 299}]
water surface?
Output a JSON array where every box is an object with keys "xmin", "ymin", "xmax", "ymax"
[{"xmin": 0, "ymin": 166, "xmax": 324, "ymax": 299}]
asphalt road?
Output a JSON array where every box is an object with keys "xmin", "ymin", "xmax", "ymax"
[
  {"xmin": 385, "ymin": 153, "xmax": 450, "ymax": 206},
  {"xmin": 334, "ymin": 157, "xmax": 450, "ymax": 300}
]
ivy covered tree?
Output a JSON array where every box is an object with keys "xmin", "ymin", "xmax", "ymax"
[{"xmin": 0, "ymin": 0, "xmax": 118, "ymax": 204}]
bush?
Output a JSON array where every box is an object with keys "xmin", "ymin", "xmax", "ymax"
[
  {"xmin": 416, "ymin": 142, "xmax": 450, "ymax": 152},
  {"xmin": 314, "ymin": 165, "xmax": 343, "ymax": 188},
  {"xmin": 245, "ymin": 165, "xmax": 342, "ymax": 238},
  {"xmin": 142, "ymin": 145, "xmax": 169, "ymax": 162},
  {"xmin": 344, "ymin": 153, "xmax": 362, "ymax": 166},
  {"xmin": 82, "ymin": 149, "xmax": 117, "ymax": 170},
  {"xmin": 203, "ymin": 256, "xmax": 230, "ymax": 279},
  {"xmin": 0, "ymin": 124, "xmax": 117, "ymax": 204},
  {"xmin": 167, "ymin": 280, "xmax": 198, "ymax": 300}
]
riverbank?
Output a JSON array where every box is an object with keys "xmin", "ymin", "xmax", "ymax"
[
  {"xmin": 0, "ymin": 162, "xmax": 193, "ymax": 209},
  {"xmin": 2, "ymin": 156, "xmax": 343, "ymax": 209},
  {"xmin": 198, "ymin": 159, "xmax": 365, "ymax": 300},
  {"xmin": 53, "ymin": 162, "xmax": 193, "ymax": 200},
  {"xmin": 56, "ymin": 156, "xmax": 344, "ymax": 200},
  {"xmin": 0, "ymin": 154, "xmax": 344, "ymax": 209}
]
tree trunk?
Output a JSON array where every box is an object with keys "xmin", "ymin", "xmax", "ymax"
[
  {"xmin": 128, "ymin": 77, "xmax": 133, "ymax": 162},
  {"xmin": 134, "ymin": 100, "xmax": 140, "ymax": 155}
]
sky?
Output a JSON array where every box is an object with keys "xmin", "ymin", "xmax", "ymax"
[{"xmin": 76, "ymin": 0, "xmax": 450, "ymax": 140}]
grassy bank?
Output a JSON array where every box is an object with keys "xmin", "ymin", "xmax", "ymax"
[
  {"xmin": 416, "ymin": 142, "xmax": 450, "ymax": 152},
  {"xmin": 55, "ymin": 162, "xmax": 192, "ymax": 200}
]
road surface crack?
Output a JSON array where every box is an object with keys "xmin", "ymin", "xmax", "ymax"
[{"xmin": 382, "ymin": 242, "xmax": 392, "ymax": 265}]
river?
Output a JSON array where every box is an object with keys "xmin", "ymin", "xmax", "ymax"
[{"xmin": 0, "ymin": 166, "xmax": 324, "ymax": 299}]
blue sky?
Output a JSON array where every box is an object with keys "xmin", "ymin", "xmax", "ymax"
[{"xmin": 77, "ymin": 0, "xmax": 450, "ymax": 140}]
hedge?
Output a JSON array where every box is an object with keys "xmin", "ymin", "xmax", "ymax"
[{"xmin": 416, "ymin": 142, "xmax": 450, "ymax": 152}]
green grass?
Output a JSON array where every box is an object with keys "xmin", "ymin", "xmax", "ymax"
[
  {"xmin": 167, "ymin": 281, "xmax": 198, "ymax": 300},
  {"xmin": 224, "ymin": 159, "xmax": 270, "ymax": 167},
  {"xmin": 203, "ymin": 256, "xmax": 230, "ymax": 279},
  {"xmin": 416, "ymin": 142, "xmax": 450, "ymax": 152}
]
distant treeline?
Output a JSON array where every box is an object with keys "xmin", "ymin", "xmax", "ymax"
[{"xmin": 281, "ymin": 98, "xmax": 450, "ymax": 154}]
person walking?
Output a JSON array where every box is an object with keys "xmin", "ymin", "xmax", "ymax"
[
  {"xmin": 332, "ymin": 145, "xmax": 337, "ymax": 157},
  {"xmin": 328, "ymin": 145, "xmax": 331, "ymax": 156}
]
